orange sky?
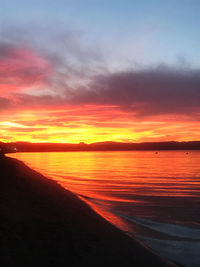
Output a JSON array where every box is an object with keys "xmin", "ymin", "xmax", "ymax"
[
  {"xmin": 0, "ymin": 45, "xmax": 200, "ymax": 144},
  {"xmin": 1, "ymin": 104, "xmax": 200, "ymax": 144}
]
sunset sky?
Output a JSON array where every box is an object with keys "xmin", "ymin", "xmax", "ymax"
[{"xmin": 0, "ymin": 0, "xmax": 200, "ymax": 143}]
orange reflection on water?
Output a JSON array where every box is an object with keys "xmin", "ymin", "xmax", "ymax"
[
  {"xmin": 9, "ymin": 150, "xmax": 200, "ymax": 198},
  {"xmin": 9, "ymin": 151, "xmax": 200, "ymax": 229}
]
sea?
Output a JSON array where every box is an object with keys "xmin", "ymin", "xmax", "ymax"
[{"xmin": 9, "ymin": 151, "xmax": 200, "ymax": 267}]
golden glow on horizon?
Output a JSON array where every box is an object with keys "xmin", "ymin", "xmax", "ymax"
[{"xmin": 0, "ymin": 105, "xmax": 200, "ymax": 143}]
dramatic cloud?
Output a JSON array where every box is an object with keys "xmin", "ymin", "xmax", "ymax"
[
  {"xmin": 69, "ymin": 67, "xmax": 200, "ymax": 118},
  {"xmin": 0, "ymin": 43, "xmax": 52, "ymax": 93},
  {"xmin": 0, "ymin": 97, "xmax": 13, "ymax": 110},
  {"xmin": 0, "ymin": 24, "xmax": 200, "ymax": 143},
  {"xmin": 2, "ymin": 24, "xmax": 199, "ymax": 120}
]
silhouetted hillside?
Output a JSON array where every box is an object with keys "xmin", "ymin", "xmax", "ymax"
[{"xmin": 1, "ymin": 141, "xmax": 200, "ymax": 153}]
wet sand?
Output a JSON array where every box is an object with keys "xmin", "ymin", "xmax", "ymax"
[{"xmin": 0, "ymin": 155, "xmax": 176, "ymax": 266}]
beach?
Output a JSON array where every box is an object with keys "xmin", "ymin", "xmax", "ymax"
[{"xmin": 0, "ymin": 155, "xmax": 176, "ymax": 267}]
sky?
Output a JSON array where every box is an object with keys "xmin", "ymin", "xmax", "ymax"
[{"xmin": 0, "ymin": 0, "xmax": 200, "ymax": 143}]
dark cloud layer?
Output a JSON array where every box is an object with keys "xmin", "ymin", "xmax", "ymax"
[
  {"xmin": 69, "ymin": 68, "xmax": 200, "ymax": 118},
  {"xmin": 8, "ymin": 67, "xmax": 200, "ymax": 120}
]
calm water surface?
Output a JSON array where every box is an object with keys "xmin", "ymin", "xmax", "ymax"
[{"xmin": 9, "ymin": 151, "xmax": 200, "ymax": 266}]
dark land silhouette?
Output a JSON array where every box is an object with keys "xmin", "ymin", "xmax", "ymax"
[{"xmin": 1, "ymin": 140, "xmax": 200, "ymax": 154}]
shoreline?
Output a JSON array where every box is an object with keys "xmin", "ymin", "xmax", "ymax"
[{"xmin": 0, "ymin": 155, "xmax": 177, "ymax": 266}]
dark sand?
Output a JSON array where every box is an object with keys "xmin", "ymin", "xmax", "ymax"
[{"xmin": 0, "ymin": 155, "xmax": 176, "ymax": 267}]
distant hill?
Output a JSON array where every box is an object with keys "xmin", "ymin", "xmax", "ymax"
[{"xmin": 1, "ymin": 141, "xmax": 200, "ymax": 153}]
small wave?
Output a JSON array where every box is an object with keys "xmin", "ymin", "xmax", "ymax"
[
  {"xmin": 137, "ymin": 235, "xmax": 200, "ymax": 267},
  {"xmin": 116, "ymin": 213, "xmax": 200, "ymax": 240}
]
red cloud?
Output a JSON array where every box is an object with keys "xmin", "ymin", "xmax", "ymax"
[{"xmin": 0, "ymin": 44, "xmax": 52, "ymax": 95}]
